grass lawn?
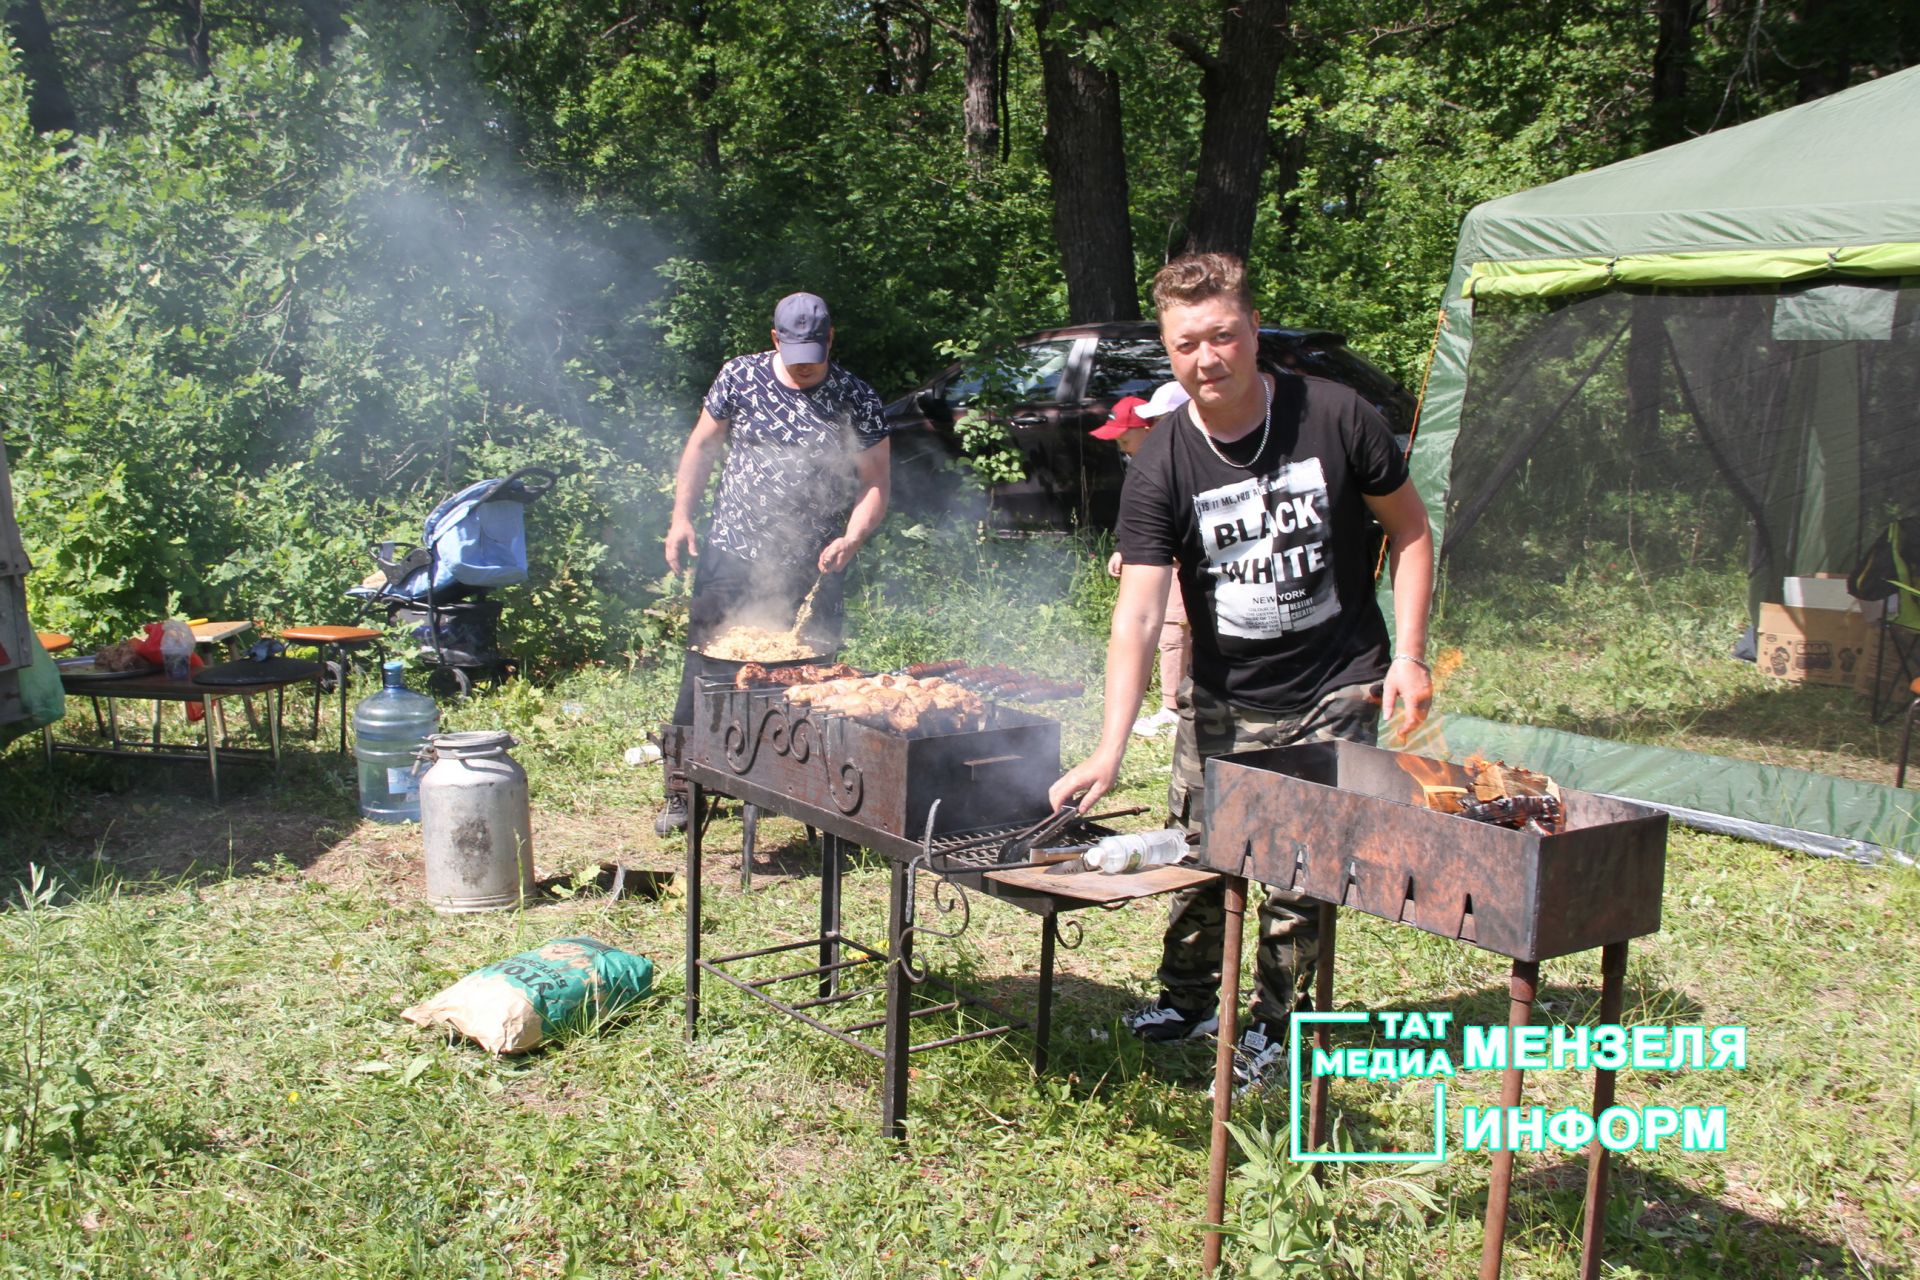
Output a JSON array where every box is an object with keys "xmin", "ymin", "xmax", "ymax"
[
  {"xmin": 3, "ymin": 651, "xmax": 1917, "ymax": 1279},
  {"xmin": 4, "ymin": 530, "xmax": 1917, "ymax": 1277}
]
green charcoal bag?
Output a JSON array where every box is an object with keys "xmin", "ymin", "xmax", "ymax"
[{"xmin": 402, "ymin": 936, "xmax": 653, "ymax": 1054}]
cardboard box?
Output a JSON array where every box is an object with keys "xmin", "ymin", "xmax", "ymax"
[
  {"xmin": 1756, "ymin": 601, "xmax": 1870, "ymax": 687},
  {"xmin": 1782, "ymin": 573, "xmax": 1855, "ymax": 611}
]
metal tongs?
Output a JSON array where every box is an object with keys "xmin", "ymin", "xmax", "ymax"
[{"xmin": 995, "ymin": 804, "xmax": 1088, "ymax": 865}]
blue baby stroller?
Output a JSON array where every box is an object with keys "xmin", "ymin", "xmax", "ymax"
[{"xmin": 352, "ymin": 467, "xmax": 559, "ymax": 696}]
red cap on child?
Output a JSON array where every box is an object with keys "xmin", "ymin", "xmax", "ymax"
[{"xmin": 1090, "ymin": 396, "xmax": 1149, "ymax": 440}]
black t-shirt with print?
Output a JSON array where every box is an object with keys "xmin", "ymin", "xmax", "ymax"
[
  {"xmin": 703, "ymin": 352, "xmax": 888, "ymax": 570},
  {"xmin": 1115, "ymin": 372, "xmax": 1409, "ymax": 714}
]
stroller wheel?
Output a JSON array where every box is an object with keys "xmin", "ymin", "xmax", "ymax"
[{"xmin": 428, "ymin": 666, "xmax": 473, "ymax": 699}]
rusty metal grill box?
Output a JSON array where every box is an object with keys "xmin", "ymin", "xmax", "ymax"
[
  {"xmin": 691, "ymin": 682, "xmax": 1061, "ymax": 838},
  {"xmin": 1202, "ymin": 741, "xmax": 1667, "ymax": 962}
]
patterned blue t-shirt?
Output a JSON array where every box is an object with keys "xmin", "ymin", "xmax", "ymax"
[{"xmin": 703, "ymin": 352, "xmax": 888, "ymax": 568}]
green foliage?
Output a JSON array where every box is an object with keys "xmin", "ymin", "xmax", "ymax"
[
  {"xmin": 1224, "ymin": 1120, "xmax": 1437, "ymax": 1278},
  {"xmin": 6, "ymin": 0, "xmax": 1911, "ymax": 699},
  {"xmin": 0, "ymin": 866, "xmax": 129, "ymax": 1175},
  {"xmin": 1, "ymin": 24, "xmax": 671, "ymax": 664}
]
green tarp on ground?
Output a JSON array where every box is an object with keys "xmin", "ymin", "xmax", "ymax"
[{"xmin": 1405, "ymin": 715, "xmax": 1920, "ymax": 864}]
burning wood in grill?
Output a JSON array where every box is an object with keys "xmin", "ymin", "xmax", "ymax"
[{"xmin": 1406, "ymin": 753, "xmax": 1565, "ymax": 835}]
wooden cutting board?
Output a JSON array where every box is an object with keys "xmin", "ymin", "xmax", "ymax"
[{"xmin": 984, "ymin": 863, "xmax": 1217, "ymax": 903}]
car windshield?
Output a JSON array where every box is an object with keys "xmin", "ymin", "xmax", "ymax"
[
  {"xmin": 1086, "ymin": 337, "xmax": 1171, "ymax": 400},
  {"xmin": 943, "ymin": 339, "xmax": 1076, "ymax": 406}
]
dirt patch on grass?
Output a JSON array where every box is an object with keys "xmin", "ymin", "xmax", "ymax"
[
  {"xmin": 302, "ymin": 807, "xmax": 693, "ymax": 904},
  {"xmin": 10, "ymin": 787, "xmax": 357, "ymax": 885}
]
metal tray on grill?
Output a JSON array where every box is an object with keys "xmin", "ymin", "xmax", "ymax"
[
  {"xmin": 1202, "ymin": 741, "xmax": 1668, "ymax": 961},
  {"xmin": 690, "ymin": 681, "xmax": 1062, "ymax": 839}
]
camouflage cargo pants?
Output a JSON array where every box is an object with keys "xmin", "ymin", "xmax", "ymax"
[{"xmin": 1159, "ymin": 677, "xmax": 1380, "ymax": 1027}]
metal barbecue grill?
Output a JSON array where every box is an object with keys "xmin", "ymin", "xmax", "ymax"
[
  {"xmin": 683, "ymin": 676, "xmax": 1212, "ymax": 1137},
  {"xmin": 1194, "ymin": 740, "xmax": 1669, "ymax": 1280},
  {"xmin": 688, "ymin": 680, "xmax": 1063, "ymax": 837}
]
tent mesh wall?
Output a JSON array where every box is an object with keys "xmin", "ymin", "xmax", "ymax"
[{"xmin": 1435, "ymin": 280, "xmax": 1920, "ymax": 853}]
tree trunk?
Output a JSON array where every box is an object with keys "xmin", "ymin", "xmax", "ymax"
[
  {"xmin": 870, "ymin": 2, "xmax": 932, "ymax": 95},
  {"xmin": 5, "ymin": 0, "xmax": 77, "ymax": 135},
  {"xmin": 870, "ymin": 2, "xmax": 898, "ymax": 94},
  {"xmin": 1626, "ymin": 297, "xmax": 1665, "ymax": 456},
  {"xmin": 167, "ymin": 0, "xmax": 211, "ymax": 75},
  {"xmin": 1268, "ymin": 126, "xmax": 1307, "ymax": 258},
  {"xmin": 1035, "ymin": 0, "xmax": 1138, "ymax": 322},
  {"xmin": 1648, "ymin": 0, "xmax": 1697, "ymax": 147},
  {"xmin": 295, "ymin": 0, "xmax": 351, "ymax": 64},
  {"xmin": 1174, "ymin": 0, "xmax": 1290, "ymax": 260},
  {"xmin": 963, "ymin": 0, "xmax": 999, "ymax": 164}
]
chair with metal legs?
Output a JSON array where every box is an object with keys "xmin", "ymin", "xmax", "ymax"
[
  {"xmin": 1894, "ymin": 678, "xmax": 1920, "ymax": 788},
  {"xmin": 278, "ymin": 625, "xmax": 384, "ymax": 753}
]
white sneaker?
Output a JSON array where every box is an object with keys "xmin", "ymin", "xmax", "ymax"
[
  {"xmin": 1131, "ymin": 708, "xmax": 1177, "ymax": 738},
  {"xmin": 1207, "ymin": 1020, "xmax": 1289, "ymax": 1101}
]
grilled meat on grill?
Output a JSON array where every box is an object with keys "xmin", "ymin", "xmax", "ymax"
[
  {"xmin": 733, "ymin": 661, "xmax": 861, "ymax": 689},
  {"xmin": 786, "ymin": 675, "xmax": 987, "ymax": 735}
]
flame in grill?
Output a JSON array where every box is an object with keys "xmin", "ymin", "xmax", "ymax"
[{"xmin": 1393, "ymin": 745, "xmax": 1466, "ymax": 813}]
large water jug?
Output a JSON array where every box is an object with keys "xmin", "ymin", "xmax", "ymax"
[{"xmin": 353, "ymin": 660, "xmax": 439, "ymax": 822}]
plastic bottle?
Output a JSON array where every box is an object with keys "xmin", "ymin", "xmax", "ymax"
[
  {"xmin": 353, "ymin": 660, "xmax": 440, "ymax": 823},
  {"xmin": 159, "ymin": 620, "xmax": 195, "ymax": 680},
  {"xmin": 1085, "ymin": 828, "xmax": 1191, "ymax": 875}
]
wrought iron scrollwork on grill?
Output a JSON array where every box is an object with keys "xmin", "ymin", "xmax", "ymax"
[
  {"xmin": 899, "ymin": 800, "xmax": 971, "ymax": 983},
  {"xmin": 719, "ymin": 690, "xmax": 865, "ymax": 814}
]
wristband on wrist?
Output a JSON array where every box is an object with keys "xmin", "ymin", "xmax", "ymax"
[{"xmin": 1391, "ymin": 653, "xmax": 1430, "ymax": 673}]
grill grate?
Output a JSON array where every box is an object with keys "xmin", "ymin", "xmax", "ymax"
[{"xmin": 919, "ymin": 816, "xmax": 1119, "ymax": 872}]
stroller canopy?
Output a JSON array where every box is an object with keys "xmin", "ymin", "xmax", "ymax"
[{"xmin": 376, "ymin": 470, "xmax": 556, "ymax": 604}]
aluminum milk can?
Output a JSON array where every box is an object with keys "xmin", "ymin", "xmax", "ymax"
[{"xmin": 419, "ymin": 730, "xmax": 535, "ymax": 913}]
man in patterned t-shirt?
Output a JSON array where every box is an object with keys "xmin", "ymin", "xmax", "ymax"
[{"xmin": 654, "ymin": 292, "xmax": 891, "ymax": 834}]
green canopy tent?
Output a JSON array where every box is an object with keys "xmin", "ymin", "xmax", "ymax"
[{"xmin": 1411, "ymin": 65, "xmax": 1920, "ymax": 861}]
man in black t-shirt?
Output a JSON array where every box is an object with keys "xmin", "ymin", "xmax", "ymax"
[
  {"xmin": 654, "ymin": 292, "xmax": 891, "ymax": 834},
  {"xmin": 1050, "ymin": 253, "xmax": 1434, "ymax": 1097}
]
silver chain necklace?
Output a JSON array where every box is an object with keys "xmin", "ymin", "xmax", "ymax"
[{"xmin": 1191, "ymin": 373, "xmax": 1271, "ymax": 470}]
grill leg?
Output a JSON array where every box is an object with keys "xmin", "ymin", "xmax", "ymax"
[
  {"xmin": 1034, "ymin": 912, "xmax": 1057, "ymax": 1075},
  {"xmin": 1203, "ymin": 874, "xmax": 1248, "ymax": 1275},
  {"xmin": 741, "ymin": 802, "xmax": 759, "ymax": 891},
  {"xmin": 1578, "ymin": 942, "xmax": 1629, "ymax": 1279},
  {"xmin": 1479, "ymin": 958, "xmax": 1540, "ymax": 1280},
  {"xmin": 1309, "ymin": 902, "xmax": 1337, "ymax": 1156},
  {"xmin": 819, "ymin": 834, "xmax": 843, "ymax": 1000},
  {"xmin": 685, "ymin": 781, "xmax": 705, "ymax": 1040},
  {"xmin": 881, "ymin": 860, "xmax": 912, "ymax": 1140}
]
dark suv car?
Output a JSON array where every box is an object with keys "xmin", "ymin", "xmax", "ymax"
[{"xmin": 884, "ymin": 321, "xmax": 1415, "ymax": 532}]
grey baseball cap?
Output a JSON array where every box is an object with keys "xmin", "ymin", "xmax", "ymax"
[{"xmin": 772, "ymin": 292, "xmax": 832, "ymax": 365}]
